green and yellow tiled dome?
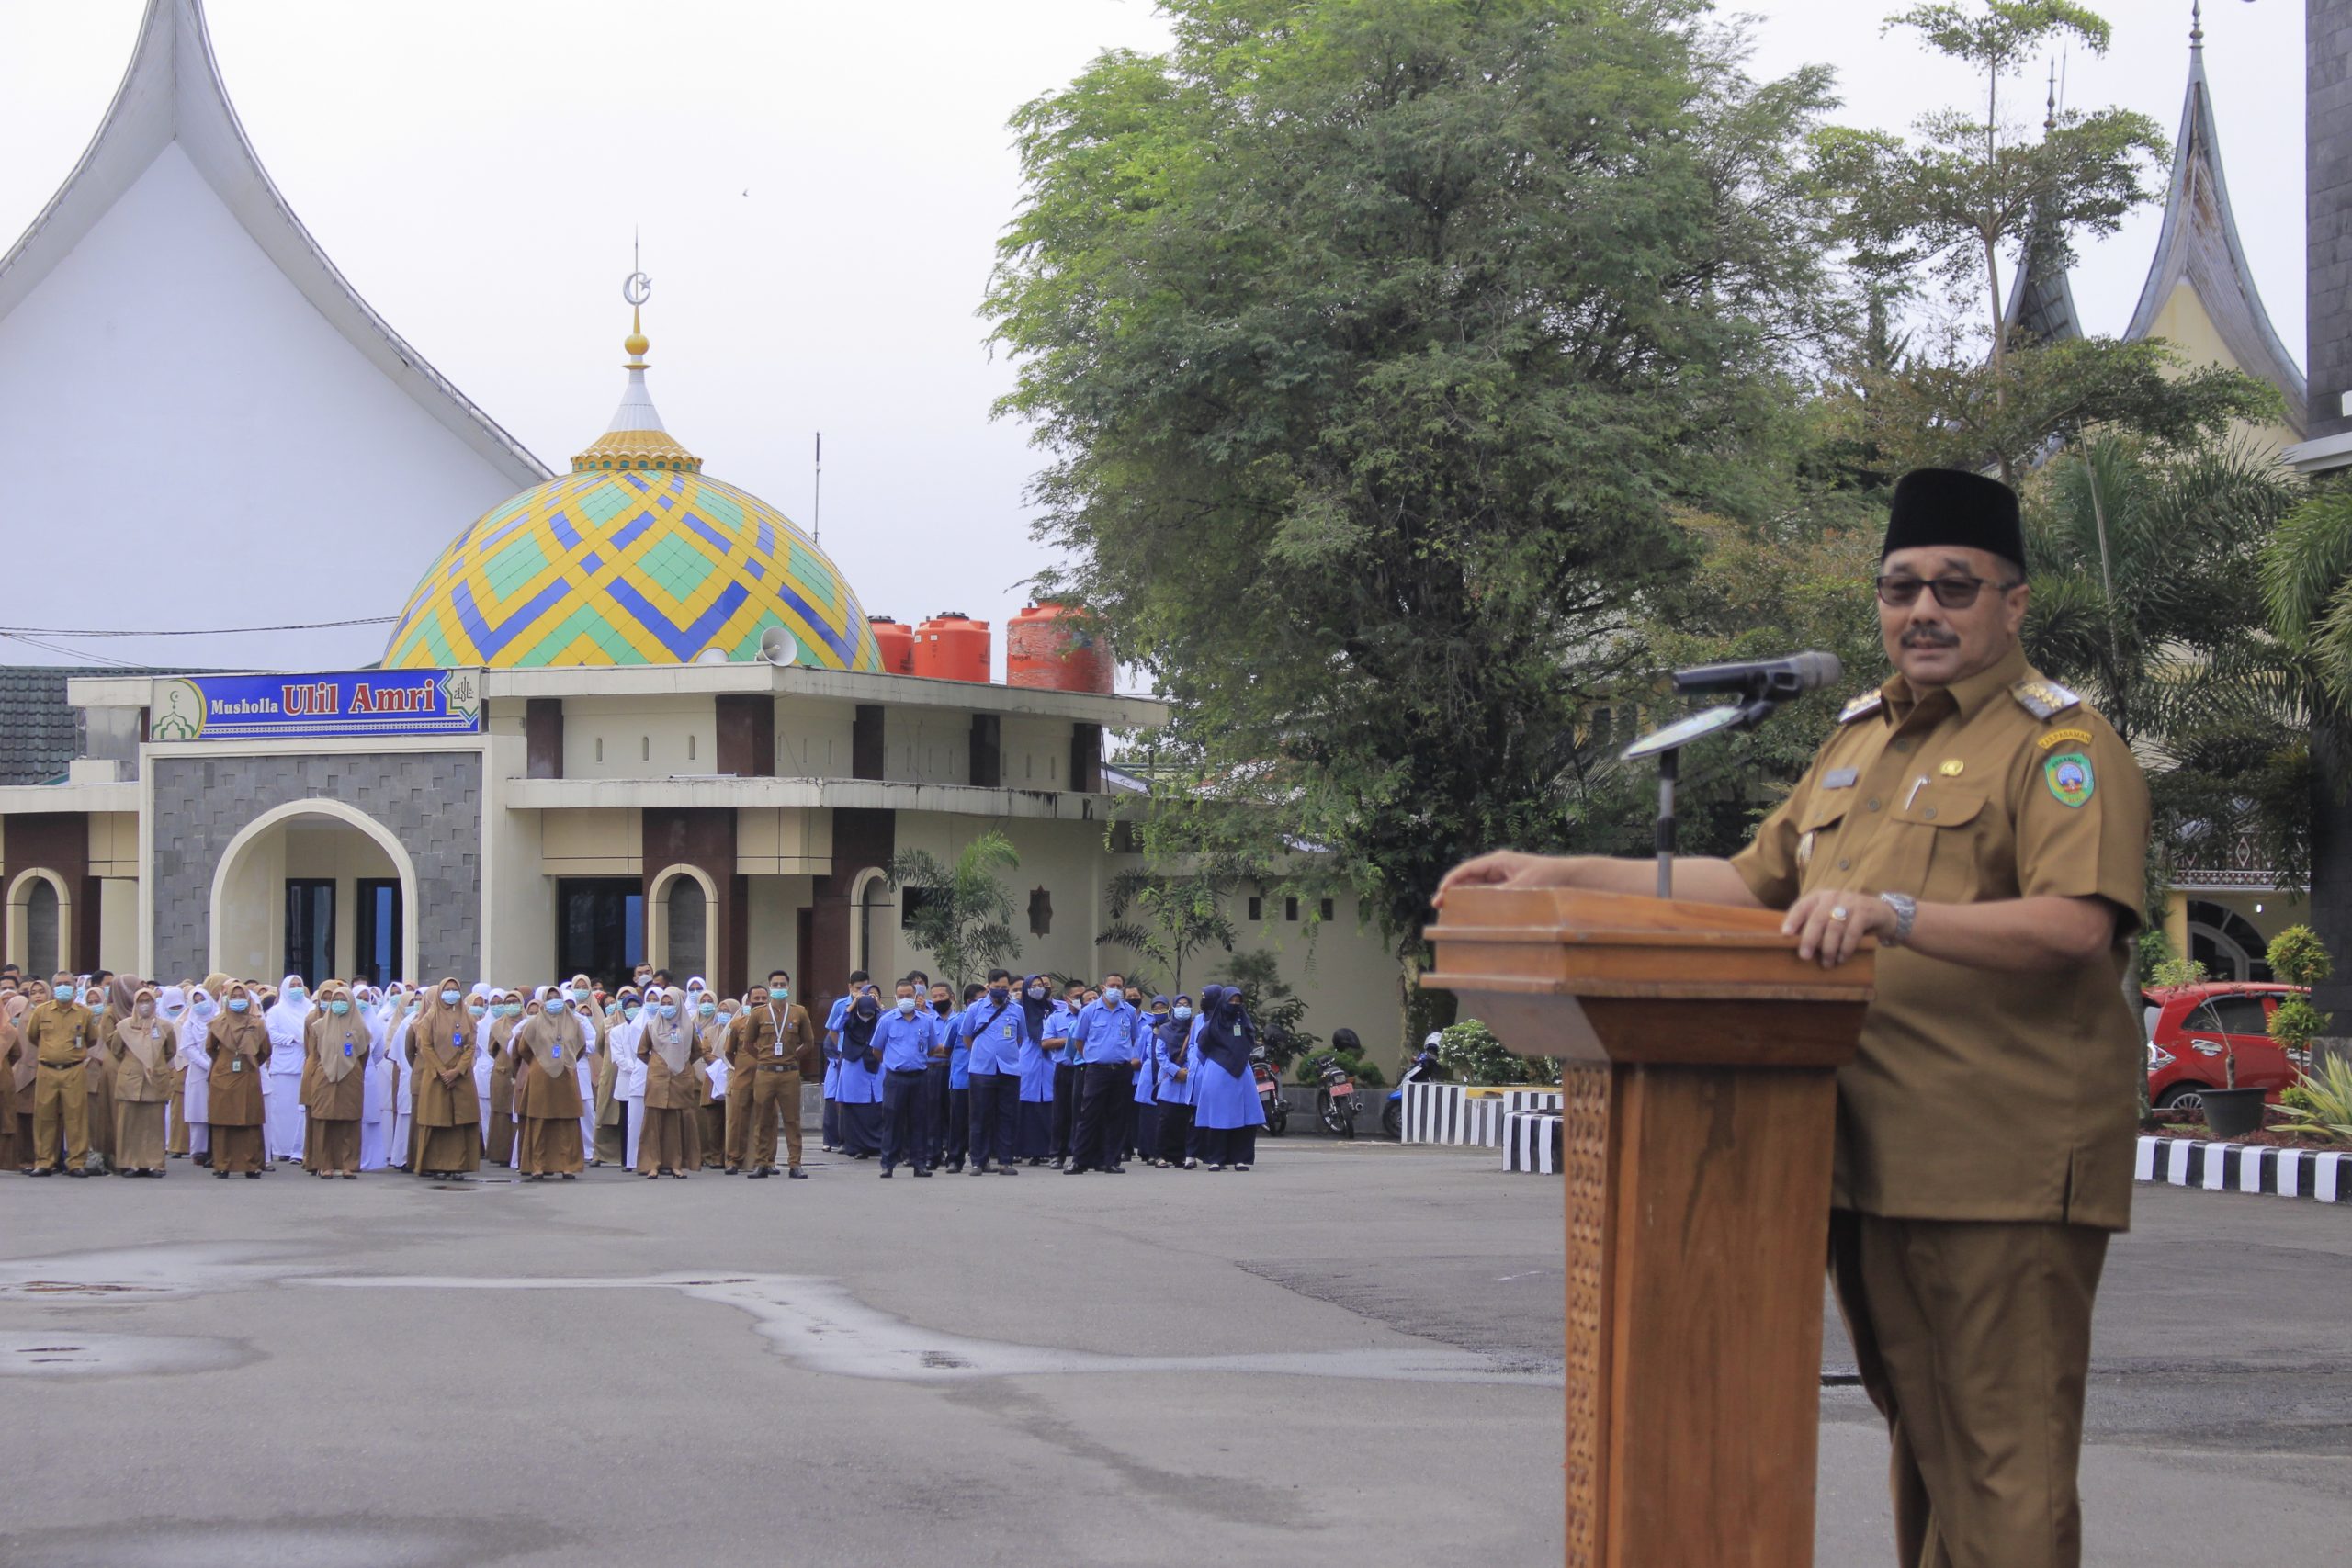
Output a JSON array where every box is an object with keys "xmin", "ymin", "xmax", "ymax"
[{"xmin": 382, "ymin": 316, "xmax": 882, "ymax": 672}]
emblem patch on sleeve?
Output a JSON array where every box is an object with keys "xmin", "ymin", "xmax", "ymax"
[{"xmin": 2044, "ymin": 751, "xmax": 2094, "ymax": 808}]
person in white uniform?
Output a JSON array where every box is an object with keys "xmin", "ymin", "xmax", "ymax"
[
  {"xmin": 469, "ymin": 985, "xmax": 495, "ymax": 1152},
  {"xmin": 387, "ymin": 987, "xmax": 419, "ymax": 1170},
  {"xmin": 177, "ymin": 986, "xmax": 216, "ymax": 1165},
  {"xmin": 261, "ymin": 976, "xmax": 312, "ymax": 1165},
  {"xmin": 613, "ymin": 991, "xmax": 649, "ymax": 1171},
  {"xmin": 358, "ymin": 986, "xmax": 394, "ymax": 1171}
]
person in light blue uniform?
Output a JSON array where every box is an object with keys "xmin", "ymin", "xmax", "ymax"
[
  {"xmin": 832, "ymin": 988, "xmax": 886, "ymax": 1157},
  {"xmin": 1067, "ymin": 975, "xmax": 1144, "ymax": 1174},
  {"xmin": 1015, "ymin": 976, "xmax": 1059, "ymax": 1164},
  {"xmin": 1152, "ymin": 994, "xmax": 1199, "ymax": 1168},
  {"xmin": 1131, "ymin": 995, "xmax": 1169, "ymax": 1164},
  {"xmin": 1046, "ymin": 979, "xmax": 1086, "ymax": 1165},
  {"xmin": 936, "ymin": 981, "xmax": 981, "ymax": 1171},
  {"xmin": 874, "ymin": 981, "xmax": 940, "ymax": 1177},
  {"xmin": 820, "ymin": 969, "xmax": 867, "ymax": 1153},
  {"xmin": 919, "ymin": 980, "xmax": 956, "ymax": 1169},
  {"xmin": 963, "ymin": 970, "xmax": 1026, "ymax": 1176},
  {"xmin": 1189, "ymin": 984, "xmax": 1265, "ymax": 1170}
]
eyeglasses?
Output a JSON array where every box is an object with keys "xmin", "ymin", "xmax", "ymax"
[{"xmin": 1874, "ymin": 572, "xmax": 2022, "ymax": 609}]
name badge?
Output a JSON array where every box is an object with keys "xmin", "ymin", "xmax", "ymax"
[
  {"xmin": 774, "ymin": 1041, "xmax": 785, "ymax": 1057},
  {"xmin": 344, "ymin": 1043, "xmax": 354, "ymax": 1058},
  {"xmin": 1823, "ymin": 768, "xmax": 1859, "ymax": 790},
  {"xmin": 453, "ymin": 1032, "xmax": 466, "ymax": 1048},
  {"xmin": 551, "ymin": 1045, "xmax": 562, "ymax": 1061},
  {"xmin": 232, "ymin": 1057, "xmax": 243, "ymax": 1073}
]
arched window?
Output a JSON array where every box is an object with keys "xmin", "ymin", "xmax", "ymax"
[
  {"xmin": 24, "ymin": 877, "xmax": 58, "ymax": 976},
  {"xmin": 666, "ymin": 874, "xmax": 707, "ymax": 980},
  {"xmin": 2188, "ymin": 899, "xmax": 2270, "ymax": 982}
]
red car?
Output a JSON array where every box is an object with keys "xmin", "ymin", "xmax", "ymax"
[{"xmin": 2143, "ymin": 982, "xmax": 2304, "ymax": 1109}]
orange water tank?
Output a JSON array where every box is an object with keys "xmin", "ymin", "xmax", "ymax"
[
  {"xmin": 868, "ymin": 615, "xmax": 915, "ymax": 675},
  {"xmin": 1007, "ymin": 601, "xmax": 1114, "ymax": 694},
  {"xmin": 913, "ymin": 613, "xmax": 991, "ymax": 682}
]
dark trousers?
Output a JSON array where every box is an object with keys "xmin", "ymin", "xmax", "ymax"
[
  {"xmin": 1115, "ymin": 1094, "xmax": 1139, "ymax": 1158},
  {"xmin": 1156, "ymin": 1102, "xmax": 1193, "ymax": 1164},
  {"xmin": 1050, "ymin": 1060, "xmax": 1079, "ymax": 1157},
  {"xmin": 968, "ymin": 1075, "xmax": 1019, "ymax": 1168},
  {"xmin": 1199, "ymin": 1125, "xmax": 1257, "ymax": 1166},
  {"xmin": 943, "ymin": 1086, "xmax": 969, "ymax": 1167},
  {"xmin": 880, "ymin": 1070, "xmax": 933, "ymax": 1171},
  {"xmin": 922, "ymin": 1063, "xmax": 952, "ymax": 1166},
  {"xmin": 1070, "ymin": 1064, "xmax": 1126, "ymax": 1171},
  {"xmin": 821, "ymin": 1092, "xmax": 840, "ymax": 1148}
]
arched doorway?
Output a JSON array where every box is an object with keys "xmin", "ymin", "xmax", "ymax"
[
  {"xmin": 211, "ymin": 802, "xmax": 418, "ymax": 985},
  {"xmin": 647, "ymin": 863, "xmax": 717, "ymax": 981},
  {"xmin": 6, "ymin": 868, "xmax": 70, "ymax": 976},
  {"xmin": 849, "ymin": 867, "xmax": 893, "ymax": 979},
  {"xmin": 2188, "ymin": 899, "xmax": 2271, "ymax": 983}
]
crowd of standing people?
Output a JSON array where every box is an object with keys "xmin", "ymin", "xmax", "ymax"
[{"xmin": 0, "ymin": 959, "xmax": 1271, "ymax": 1181}]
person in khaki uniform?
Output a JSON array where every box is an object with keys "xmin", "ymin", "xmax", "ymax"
[
  {"xmin": 408, "ymin": 978, "xmax": 481, "ymax": 1178},
  {"xmin": 203, "ymin": 982, "xmax": 271, "ymax": 1176},
  {"xmin": 27, "ymin": 972, "xmax": 96, "ymax": 1176},
  {"xmin": 307, "ymin": 983, "xmax": 374, "ymax": 1178},
  {"xmin": 1442, "ymin": 468, "xmax": 2149, "ymax": 1568},
  {"xmin": 0, "ymin": 988, "xmax": 23, "ymax": 1170},
  {"xmin": 634, "ymin": 987, "xmax": 704, "ymax": 1177},
  {"xmin": 107, "ymin": 985, "xmax": 177, "ymax": 1176},
  {"xmin": 730, "ymin": 978, "xmax": 817, "ymax": 1179},
  {"xmin": 512, "ymin": 994, "xmax": 589, "ymax": 1179}
]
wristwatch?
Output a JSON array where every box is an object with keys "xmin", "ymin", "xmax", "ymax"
[{"xmin": 1877, "ymin": 891, "xmax": 1917, "ymax": 948}]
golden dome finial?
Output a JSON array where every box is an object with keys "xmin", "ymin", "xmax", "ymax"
[{"xmin": 625, "ymin": 304, "xmax": 650, "ymax": 365}]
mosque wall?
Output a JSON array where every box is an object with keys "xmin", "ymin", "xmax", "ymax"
[
  {"xmin": 148, "ymin": 751, "xmax": 483, "ymax": 983},
  {"xmin": 559, "ymin": 694, "xmax": 719, "ymax": 777},
  {"xmin": 999, "ymin": 716, "xmax": 1073, "ymax": 791},
  {"xmin": 2146, "ymin": 281, "xmax": 2302, "ymax": 455},
  {"xmin": 775, "ymin": 697, "xmax": 858, "ymax": 778},
  {"xmin": 0, "ymin": 145, "xmax": 526, "ymax": 671}
]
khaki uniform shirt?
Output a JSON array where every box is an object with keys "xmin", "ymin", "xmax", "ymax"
[
  {"xmin": 25, "ymin": 999, "xmax": 95, "ymax": 1068},
  {"xmin": 1732, "ymin": 644, "xmax": 2149, "ymax": 1230},
  {"xmin": 729, "ymin": 1003, "xmax": 817, "ymax": 1073}
]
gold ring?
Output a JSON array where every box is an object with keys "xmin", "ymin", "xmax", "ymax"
[{"xmin": 1829, "ymin": 905, "xmax": 1850, "ymax": 922}]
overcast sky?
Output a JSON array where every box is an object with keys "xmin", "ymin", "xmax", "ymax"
[{"xmin": 0, "ymin": 0, "xmax": 2306, "ymax": 672}]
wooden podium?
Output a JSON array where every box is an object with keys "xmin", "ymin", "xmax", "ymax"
[{"xmin": 1423, "ymin": 886, "xmax": 1874, "ymax": 1568}]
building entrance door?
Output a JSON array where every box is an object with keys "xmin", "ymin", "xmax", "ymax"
[{"xmin": 558, "ymin": 878, "xmax": 644, "ymax": 990}]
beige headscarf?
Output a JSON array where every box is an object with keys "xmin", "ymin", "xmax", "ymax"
[
  {"xmin": 120, "ymin": 986, "xmax": 168, "ymax": 1073},
  {"xmin": 413, "ymin": 977, "xmax": 470, "ymax": 1069},
  {"xmin": 644, "ymin": 986, "xmax": 692, "ymax": 1077},
  {"xmin": 315, "ymin": 983, "xmax": 368, "ymax": 1086},
  {"xmin": 524, "ymin": 987, "xmax": 585, "ymax": 1080}
]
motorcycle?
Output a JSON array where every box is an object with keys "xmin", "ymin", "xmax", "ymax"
[
  {"xmin": 1312, "ymin": 1053, "xmax": 1360, "ymax": 1139},
  {"xmin": 1384, "ymin": 1044, "xmax": 1440, "ymax": 1139},
  {"xmin": 1250, "ymin": 1048, "xmax": 1290, "ymax": 1135}
]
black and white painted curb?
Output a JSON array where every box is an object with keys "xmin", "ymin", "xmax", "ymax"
[
  {"xmin": 1403, "ymin": 1082, "xmax": 1564, "ymax": 1148},
  {"xmin": 1503, "ymin": 1111, "xmax": 1563, "ymax": 1174},
  {"xmin": 2135, "ymin": 1135, "xmax": 2350, "ymax": 1201}
]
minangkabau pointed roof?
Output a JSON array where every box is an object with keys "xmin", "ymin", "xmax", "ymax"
[
  {"xmin": 2123, "ymin": 6, "xmax": 2308, "ymax": 436},
  {"xmin": 0, "ymin": 0, "xmax": 548, "ymax": 486},
  {"xmin": 2001, "ymin": 70, "xmax": 2082, "ymax": 348}
]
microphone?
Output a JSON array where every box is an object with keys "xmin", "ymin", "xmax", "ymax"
[{"xmin": 1669, "ymin": 650, "xmax": 1842, "ymax": 701}]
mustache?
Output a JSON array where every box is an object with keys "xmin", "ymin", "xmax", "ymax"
[{"xmin": 1900, "ymin": 628, "xmax": 1960, "ymax": 649}]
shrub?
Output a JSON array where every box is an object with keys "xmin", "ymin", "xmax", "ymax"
[
  {"xmin": 2148, "ymin": 954, "xmax": 2208, "ymax": 989},
  {"xmin": 2275, "ymin": 1054, "xmax": 2352, "ymax": 1145},
  {"xmin": 2267, "ymin": 924, "xmax": 2333, "ymax": 990},
  {"xmin": 1436, "ymin": 1019, "xmax": 1560, "ymax": 1087}
]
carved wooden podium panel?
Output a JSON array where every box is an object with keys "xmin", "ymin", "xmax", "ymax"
[{"xmin": 1425, "ymin": 886, "xmax": 1873, "ymax": 1568}]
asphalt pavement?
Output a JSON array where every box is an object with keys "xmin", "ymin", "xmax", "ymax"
[{"xmin": 0, "ymin": 1139, "xmax": 2341, "ymax": 1566}]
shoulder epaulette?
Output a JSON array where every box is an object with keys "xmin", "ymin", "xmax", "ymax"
[
  {"xmin": 2009, "ymin": 677, "xmax": 2082, "ymax": 721},
  {"xmin": 1837, "ymin": 691, "xmax": 1883, "ymax": 725}
]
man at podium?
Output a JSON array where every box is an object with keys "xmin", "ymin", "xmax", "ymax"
[{"xmin": 1442, "ymin": 468, "xmax": 2149, "ymax": 1568}]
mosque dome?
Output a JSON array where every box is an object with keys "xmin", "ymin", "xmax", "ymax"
[{"xmin": 381, "ymin": 310, "xmax": 882, "ymax": 672}]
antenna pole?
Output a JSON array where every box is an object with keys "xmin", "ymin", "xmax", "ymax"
[{"xmin": 813, "ymin": 432, "xmax": 823, "ymax": 547}]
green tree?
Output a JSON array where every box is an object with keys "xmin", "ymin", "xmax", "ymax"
[
  {"xmin": 1098, "ymin": 865, "xmax": 1237, "ymax": 994},
  {"xmin": 883, "ymin": 832, "xmax": 1022, "ymax": 990},
  {"xmin": 987, "ymin": 0, "xmax": 1839, "ymax": 970}
]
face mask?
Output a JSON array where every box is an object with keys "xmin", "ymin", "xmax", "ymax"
[
  {"xmin": 330, "ymin": 1000, "xmax": 351, "ymax": 1016},
  {"xmin": 989, "ymin": 987, "xmax": 1009, "ymax": 1003},
  {"xmin": 773, "ymin": 986, "xmax": 789, "ymax": 999},
  {"xmin": 468, "ymin": 1003, "xmax": 487, "ymax": 1018},
  {"xmin": 228, "ymin": 998, "xmax": 249, "ymax": 1013},
  {"xmin": 1102, "ymin": 987, "xmax": 1124, "ymax": 1006},
  {"xmin": 634, "ymin": 973, "xmax": 651, "ymax": 986},
  {"xmin": 572, "ymin": 987, "xmax": 591, "ymax": 1002},
  {"xmin": 1174, "ymin": 1007, "xmax": 1193, "ymax": 1021},
  {"xmin": 287, "ymin": 987, "xmax": 306, "ymax": 1005},
  {"xmin": 439, "ymin": 990, "xmax": 460, "ymax": 1005},
  {"xmin": 87, "ymin": 996, "xmax": 107, "ymax": 1010},
  {"xmin": 135, "ymin": 1002, "xmax": 154, "ymax": 1018},
  {"xmin": 52, "ymin": 985, "xmax": 74, "ymax": 1001},
  {"xmin": 659, "ymin": 1003, "xmax": 678, "ymax": 1020},
  {"xmin": 164, "ymin": 1005, "xmax": 185, "ymax": 1019},
  {"xmin": 195, "ymin": 1000, "xmax": 217, "ymax": 1019},
  {"xmin": 698, "ymin": 1001, "xmax": 717, "ymax": 1017},
  {"xmin": 547, "ymin": 998, "xmax": 568, "ymax": 1015},
  {"xmin": 896, "ymin": 997, "xmax": 917, "ymax": 1015}
]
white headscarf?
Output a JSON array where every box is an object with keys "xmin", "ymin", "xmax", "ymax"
[{"xmin": 266, "ymin": 974, "xmax": 312, "ymax": 1040}]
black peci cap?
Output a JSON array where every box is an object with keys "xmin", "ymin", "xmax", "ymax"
[{"xmin": 1883, "ymin": 468, "xmax": 2025, "ymax": 572}]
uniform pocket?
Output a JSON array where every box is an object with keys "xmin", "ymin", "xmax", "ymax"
[{"xmin": 1880, "ymin": 783, "xmax": 1987, "ymax": 898}]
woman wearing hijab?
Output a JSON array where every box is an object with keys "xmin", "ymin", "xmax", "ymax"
[
  {"xmin": 698, "ymin": 998, "xmax": 731, "ymax": 1169},
  {"xmin": 85, "ymin": 978, "xmax": 119, "ymax": 1172},
  {"xmin": 1152, "ymin": 995, "xmax": 1199, "ymax": 1169},
  {"xmin": 468, "ymin": 986, "xmax": 495, "ymax": 1151},
  {"xmin": 359, "ymin": 987, "xmax": 395, "ymax": 1171},
  {"xmin": 578, "ymin": 976, "xmax": 623, "ymax": 1167},
  {"xmin": 481, "ymin": 988, "xmax": 520, "ymax": 1167},
  {"xmin": 613, "ymin": 979, "xmax": 650, "ymax": 1170},
  {"xmin": 204, "ymin": 982, "xmax": 270, "ymax": 1176},
  {"xmin": 107, "ymin": 985, "xmax": 177, "ymax": 1176},
  {"xmin": 178, "ymin": 986, "xmax": 217, "ymax": 1167},
  {"xmin": 163, "ymin": 986, "xmax": 193, "ymax": 1158},
  {"xmin": 309, "ymin": 982, "xmax": 377, "ymax": 1178},
  {"xmin": 408, "ymin": 978, "xmax": 481, "ymax": 1177},
  {"xmin": 634, "ymin": 987, "xmax": 700, "ymax": 1177},
  {"xmin": 514, "ymin": 985, "xmax": 589, "ymax": 1179},
  {"xmin": 833, "ymin": 987, "xmax": 887, "ymax": 1158},
  {"xmin": 1189, "ymin": 985, "xmax": 1266, "ymax": 1172},
  {"xmin": 262, "ymin": 974, "xmax": 312, "ymax": 1167},
  {"xmin": 1131, "ymin": 995, "xmax": 1170, "ymax": 1168},
  {"xmin": 1015, "ymin": 976, "xmax": 1060, "ymax": 1164}
]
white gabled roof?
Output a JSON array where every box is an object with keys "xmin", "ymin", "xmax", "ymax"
[
  {"xmin": 0, "ymin": 0, "xmax": 548, "ymax": 488},
  {"xmin": 2123, "ymin": 28, "xmax": 2308, "ymax": 438}
]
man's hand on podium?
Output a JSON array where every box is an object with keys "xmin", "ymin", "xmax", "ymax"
[
  {"xmin": 1432, "ymin": 851, "xmax": 1582, "ymax": 907},
  {"xmin": 1782, "ymin": 888, "xmax": 1893, "ymax": 967},
  {"xmin": 1433, "ymin": 851, "xmax": 1763, "ymax": 910}
]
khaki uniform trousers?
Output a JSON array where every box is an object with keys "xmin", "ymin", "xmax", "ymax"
[
  {"xmin": 32, "ymin": 1064, "xmax": 88, "ymax": 1171},
  {"xmin": 749, "ymin": 1066, "xmax": 803, "ymax": 1170},
  {"xmin": 725, "ymin": 1079, "xmax": 752, "ymax": 1168},
  {"xmin": 1829, "ymin": 1211, "xmax": 2108, "ymax": 1568}
]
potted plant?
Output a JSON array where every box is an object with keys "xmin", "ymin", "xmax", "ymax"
[{"xmin": 2266, "ymin": 925, "xmax": 2334, "ymax": 1075}]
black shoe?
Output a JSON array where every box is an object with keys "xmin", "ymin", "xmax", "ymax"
[
  {"xmin": 879, "ymin": 1168, "xmax": 894, "ymax": 1179},
  {"xmin": 1063, "ymin": 1165, "xmax": 1086, "ymax": 1175},
  {"xmin": 560, "ymin": 1173, "xmax": 577, "ymax": 1180},
  {"xmin": 30, "ymin": 1167, "xmax": 53, "ymax": 1177},
  {"xmin": 787, "ymin": 1168, "xmax": 808, "ymax": 1179},
  {"xmin": 750, "ymin": 1168, "xmax": 769, "ymax": 1179},
  {"xmin": 68, "ymin": 1168, "xmax": 89, "ymax": 1178},
  {"xmin": 215, "ymin": 1169, "xmax": 230, "ymax": 1179},
  {"xmin": 1102, "ymin": 1164, "xmax": 1125, "ymax": 1174},
  {"xmin": 1050, "ymin": 1156, "xmax": 1066, "ymax": 1169},
  {"xmin": 944, "ymin": 1160, "xmax": 964, "ymax": 1173},
  {"xmin": 244, "ymin": 1170, "xmax": 261, "ymax": 1179},
  {"xmin": 912, "ymin": 1168, "xmax": 933, "ymax": 1179},
  {"xmin": 996, "ymin": 1165, "xmax": 1019, "ymax": 1176}
]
